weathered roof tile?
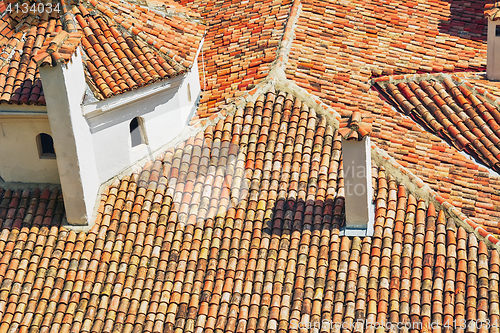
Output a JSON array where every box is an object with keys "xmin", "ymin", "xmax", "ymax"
[
  {"xmin": 0, "ymin": 0, "xmax": 205, "ymax": 104},
  {"xmin": 4, "ymin": 87, "xmax": 496, "ymax": 332}
]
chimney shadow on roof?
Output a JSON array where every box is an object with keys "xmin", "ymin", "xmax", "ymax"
[
  {"xmin": 261, "ymin": 197, "xmax": 344, "ymax": 242},
  {"xmin": 437, "ymin": 0, "xmax": 488, "ymax": 42}
]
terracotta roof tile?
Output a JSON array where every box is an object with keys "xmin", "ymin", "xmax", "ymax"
[
  {"xmin": 377, "ymin": 74, "xmax": 500, "ymax": 172},
  {"xmin": 0, "ymin": 0, "xmax": 205, "ymax": 104},
  {"xmin": 485, "ymin": 2, "xmax": 500, "ymax": 21},
  {"xmin": 178, "ymin": 0, "xmax": 293, "ymax": 119},
  {"xmin": 338, "ymin": 110, "xmax": 372, "ymax": 140}
]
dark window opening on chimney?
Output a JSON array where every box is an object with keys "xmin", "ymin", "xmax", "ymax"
[
  {"xmin": 37, "ymin": 133, "xmax": 56, "ymax": 159},
  {"xmin": 130, "ymin": 117, "xmax": 147, "ymax": 147},
  {"xmin": 496, "ymin": 25, "xmax": 500, "ymax": 37}
]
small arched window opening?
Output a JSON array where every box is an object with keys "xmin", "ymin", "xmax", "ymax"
[
  {"xmin": 187, "ymin": 83, "xmax": 192, "ymax": 103},
  {"xmin": 130, "ymin": 117, "xmax": 147, "ymax": 147},
  {"xmin": 37, "ymin": 133, "xmax": 56, "ymax": 159}
]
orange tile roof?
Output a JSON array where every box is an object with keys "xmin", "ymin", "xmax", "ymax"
[
  {"xmin": 454, "ymin": 72, "xmax": 500, "ymax": 100},
  {"xmin": 252, "ymin": 0, "xmax": 500, "ymax": 238},
  {"xmin": 1, "ymin": 88, "xmax": 500, "ymax": 333},
  {"xmin": 0, "ymin": 187, "xmax": 65, "ymax": 228},
  {"xmin": 368, "ymin": 73, "xmax": 500, "ymax": 235},
  {"xmin": 485, "ymin": 2, "xmax": 500, "ymax": 21},
  {"xmin": 178, "ymin": 0, "xmax": 294, "ymax": 120},
  {"xmin": 376, "ymin": 74, "xmax": 500, "ymax": 172},
  {"xmin": 338, "ymin": 110, "xmax": 372, "ymax": 141},
  {"xmin": 34, "ymin": 30, "xmax": 82, "ymax": 67},
  {"xmin": 0, "ymin": 0, "xmax": 205, "ymax": 104},
  {"xmin": 5, "ymin": 0, "xmax": 500, "ymax": 331},
  {"xmin": 370, "ymin": 107, "xmax": 500, "ymax": 233}
]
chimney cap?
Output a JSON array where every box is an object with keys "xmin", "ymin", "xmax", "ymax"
[
  {"xmin": 338, "ymin": 111, "xmax": 372, "ymax": 141},
  {"xmin": 485, "ymin": 3, "xmax": 500, "ymax": 21},
  {"xmin": 34, "ymin": 31, "xmax": 82, "ymax": 67}
]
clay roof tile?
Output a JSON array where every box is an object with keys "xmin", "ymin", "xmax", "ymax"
[
  {"xmin": 485, "ymin": 2, "xmax": 500, "ymax": 21},
  {"xmin": 339, "ymin": 111, "xmax": 372, "ymax": 141}
]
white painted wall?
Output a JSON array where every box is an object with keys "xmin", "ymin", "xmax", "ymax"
[
  {"xmin": 487, "ymin": 20, "xmax": 500, "ymax": 80},
  {"xmin": 39, "ymin": 47, "xmax": 100, "ymax": 226},
  {"xmin": 0, "ymin": 116, "xmax": 60, "ymax": 183},
  {"xmin": 83, "ymin": 45, "xmax": 202, "ymax": 184}
]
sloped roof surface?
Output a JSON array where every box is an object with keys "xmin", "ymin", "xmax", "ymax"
[
  {"xmin": 370, "ymin": 74, "xmax": 500, "ymax": 235},
  {"xmin": 0, "ymin": 0, "xmax": 205, "ymax": 104},
  {"xmin": 455, "ymin": 72, "xmax": 500, "ymax": 100},
  {"xmin": 485, "ymin": 2, "xmax": 500, "ymax": 21},
  {"xmin": 246, "ymin": 0, "xmax": 500, "ymax": 238},
  {"xmin": 372, "ymin": 108, "xmax": 500, "ymax": 235},
  {"xmin": 1, "ymin": 89, "xmax": 499, "ymax": 333},
  {"xmin": 376, "ymin": 74, "xmax": 500, "ymax": 173},
  {"xmin": 285, "ymin": 0, "xmax": 487, "ymax": 114},
  {"xmin": 338, "ymin": 110, "xmax": 372, "ymax": 141}
]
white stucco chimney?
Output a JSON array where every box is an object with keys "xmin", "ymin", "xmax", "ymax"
[
  {"xmin": 38, "ymin": 46, "xmax": 100, "ymax": 226},
  {"xmin": 485, "ymin": 3, "xmax": 500, "ymax": 80},
  {"xmin": 339, "ymin": 111, "xmax": 374, "ymax": 236}
]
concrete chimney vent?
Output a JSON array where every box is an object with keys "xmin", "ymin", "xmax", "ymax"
[{"xmin": 338, "ymin": 111, "xmax": 374, "ymax": 236}]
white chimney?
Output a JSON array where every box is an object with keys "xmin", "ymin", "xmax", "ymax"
[{"xmin": 339, "ymin": 111, "xmax": 374, "ymax": 236}]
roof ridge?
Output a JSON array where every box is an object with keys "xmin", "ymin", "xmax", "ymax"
[{"xmin": 0, "ymin": 33, "xmax": 24, "ymax": 70}]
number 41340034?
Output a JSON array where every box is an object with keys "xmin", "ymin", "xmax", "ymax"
[{"xmin": 5, "ymin": 2, "xmax": 60, "ymax": 14}]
